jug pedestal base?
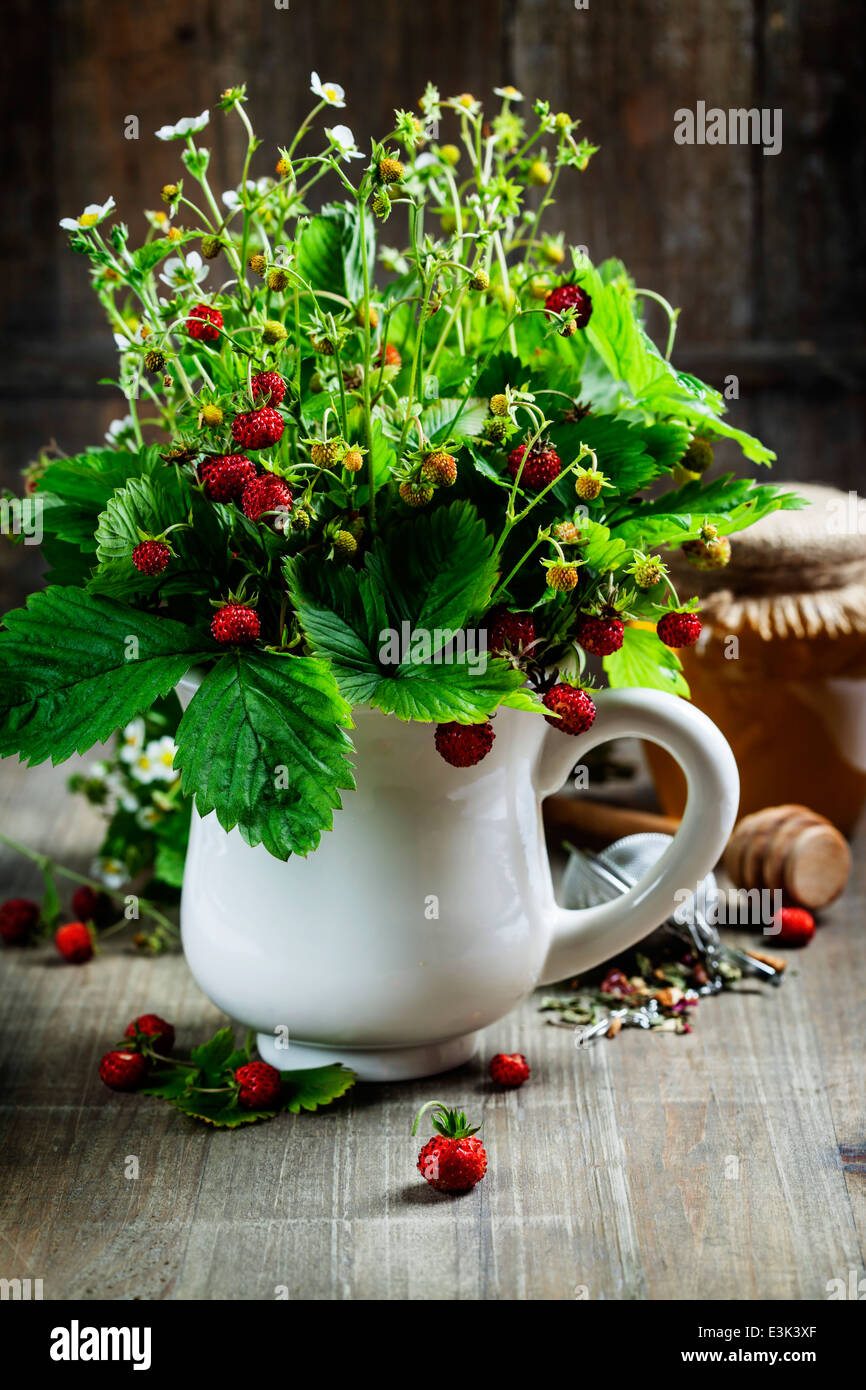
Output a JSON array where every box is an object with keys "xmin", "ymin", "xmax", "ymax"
[{"xmin": 255, "ymin": 1030, "xmax": 480, "ymax": 1082}]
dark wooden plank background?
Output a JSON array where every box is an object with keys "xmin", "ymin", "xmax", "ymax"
[{"xmin": 1, "ymin": 0, "xmax": 864, "ymax": 607}]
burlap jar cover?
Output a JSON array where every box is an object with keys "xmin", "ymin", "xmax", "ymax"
[{"xmin": 644, "ymin": 483, "xmax": 866, "ymax": 834}]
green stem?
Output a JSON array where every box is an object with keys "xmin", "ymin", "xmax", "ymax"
[
  {"xmin": 0, "ymin": 835, "xmax": 178, "ymax": 938},
  {"xmin": 357, "ymin": 194, "xmax": 377, "ymax": 529}
]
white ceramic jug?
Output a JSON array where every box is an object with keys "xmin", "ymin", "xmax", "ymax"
[{"xmin": 177, "ymin": 680, "xmax": 738, "ymax": 1079}]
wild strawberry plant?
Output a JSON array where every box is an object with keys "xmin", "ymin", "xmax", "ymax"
[{"xmin": 0, "ymin": 79, "xmax": 799, "ymax": 860}]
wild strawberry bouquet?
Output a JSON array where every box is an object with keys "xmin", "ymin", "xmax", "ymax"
[{"xmin": 0, "ymin": 79, "xmax": 798, "ymax": 861}]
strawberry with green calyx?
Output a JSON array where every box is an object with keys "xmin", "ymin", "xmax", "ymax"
[
  {"xmin": 681, "ymin": 522, "xmax": 732, "ymax": 571},
  {"xmin": 574, "ymin": 456, "xmax": 613, "ymax": 502},
  {"xmin": 341, "ymin": 446, "xmax": 366, "ymax": 474},
  {"xmin": 543, "ymin": 559, "xmax": 580, "ymax": 592},
  {"xmin": 308, "ymin": 435, "xmax": 347, "ymax": 468},
  {"xmin": 626, "ymin": 550, "xmax": 668, "ymax": 590},
  {"xmin": 412, "ymin": 1101, "xmax": 488, "ymax": 1193},
  {"xmin": 210, "ymin": 586, "xmax": 262, "ymax": 646},
  {"xmin": 420, "ymin": 450, "xmax": 457, "ymax": 488},
  {"xmin": 655, "ymin": 595, "xmax": 702, "ymax": 649}
]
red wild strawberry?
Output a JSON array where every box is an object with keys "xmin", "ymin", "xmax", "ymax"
[
  {"xmin": 375, "ymin": 342, "xmax": 402, "ymax": 369},
  {"xmin": 132, "ymin": 540, "xmax": 171, "ymax": 576},
  {"xmin": 250, "ymin": 370, "xmax": 286, "ymax": 407},
  {"xmin": 235, "ymin": 1061, "xmax": 282, "ymax": 1109},
  {"xmin": 241, "ymin": 474, "xmax": 293, "ymax": 523},
  {"xmin": 576, "ymin": 613, "xmax": 625, "ymax": 656},
  {"xmin": 771, "ymin": 907, "xmax": 815, "ymax": 948},
  {"xmin": 542, "ymin": 684, "xmax": 597, "ymax": 736},
  {"xmin": 99, "ymin": 1049, "xmax": 148, "ymax": 1091},
  {"xmin": 489, "ymin": 1052, "xmax": 530, "ymax": 1087},
  {"xmin": 186, "ymin": 303, "xmax": 223, "ymax": 342},
  {"xmin": 486, "ymin": 606, "xmax": 536, "ymax": 657},
  {"xmin": 200, "ymin": 454, "xmax": 257, "ymax": 503},
  {"xmin": 55, "ymin": 921, "xmax": 94, "ymax": 964},
  {"xmin": 544, "ymin": 282, "xmax": 593, "ymax": 328},
  {"xmin": 124, "ymin": 1013, "xmax": 176, "ymax": 1053},
  {"xmin": 231, "ymin": 406, "xmax": 285, "ymax": 450},
  {"xmin": 413, "ymin": 1102, "xmax": 488, "ymax": 1194},
  {"xmin": 657, "ymin": 611, "xmax": 702, "ymax": 648},
  {"xmin": 434, "ymin": 721, "xmax": 495, "ymax": 767},
  {"xmin": 71, "ymin": 886, "xmax": 116, "ymax": 928},
  {"xmin": 0, "ymin": 897, "xmax": 40, "ymax": 945},
  {"xmin": 507, "ymin": 440, "xmax": 561, "ymax": 490},
  {"xmin": 210, "ymin": 604, "xmax": 261, "ymax": 645}
]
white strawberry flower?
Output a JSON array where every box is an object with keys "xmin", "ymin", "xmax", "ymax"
[
  {"xmin": 119, "ymin": 719, "xmax": 146, "ymax": 764},
  {"xmin": 135, "ymin": 806, "xmax": 163, "ymax": 829},
  {"xmin": 59, "ymin": 197, "xmax": 115, "ymax": 231},
  {"xmin": 222, "ymin": 178, "xmax": 271, "ymax": 211},
  {"xmin": 155, "ymin": 110, "xmax": 210, "ymax": 142},
  {"xmin": 105, "ymin": 772, "xmax": 139, "ymax": 813},
  {"xmin": 310, "ymin": 72, "xmax": 346, "ymax": 108},
  {"xmin": 326, "ymin": 124, "xmax": 364, "ymax": 162},
  {"xmin": 105, "ymin": 415, "xmax": 136, "ymax": 446},
  {"xmin": 91, "ymin": 856, "xmax": 128, "ymax": 890},
  {"xmin": 143, "ymin": 736, "xmax": 179, "ymax": 782},
  {"xmin": 494, "ymin": 85, "xmax": 524, "ymax": 102},
  {"xmin": 159, "ymin": 251, "xmax": 209, "ymax": 290}
]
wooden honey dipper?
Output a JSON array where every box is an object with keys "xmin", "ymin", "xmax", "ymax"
[
  {"xmin": 723, "ymin": 804, "xmax": 851, "ymax": 910},
  {"xmin": 544, "ymin": 797, "xmax": 851, "ymax": 910}
]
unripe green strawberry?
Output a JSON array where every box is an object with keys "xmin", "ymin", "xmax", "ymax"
[
  {"xmin": 680, "ymin": 437, "xmax": 714, "ymax": 473},
  {"xmin": 483, "ymin": 417, "xmax": 511, "ymax": 443},
  {"xmin": 292, "ymin": 507, "xmax": 312, "ymax": 531},
  {"xmin": 378, "ymin": 156, "xmax": 404, "ymax": 185},
  {"xmin": 399, "ymin": 481, "xmax": 434, "ymax": 508},
  {"xmin": 552, "ymin": 521, "xmax": 582, "ymax": 545},
  {"xmin": 372, "ymin": 189, "xmax": 391, "ymax": 220},
  {"xmin": 333, "ymin": 529, "xmax": 358, "ymax": 556},
  {"xmin": 630, "ymin": 553, "xmax": 666, "ymax": 588},
  {"xmin": 469, "ymin": 269, "xmax": 490, "ymax": 291},
  {"xmin": 310, "ymin": 335, "xmax": 335, "ymax": 355},
  {"xmin": 489, "ymin": 393, "xmax": 509, "ymax": 417},
  {"xmin": 144, "ymin": 349, "xmax": 165, "ymax": 374},
  {"xmin": 248, "ymin": 253, "xmax": 267, "ymax": 277},
  {"xmin": 310, "ymin": 438, "xmax": 344, "ymax": 466},
  {"xmin": 161, "ymin": 183, "xmax": 179, "ymax": 203},
  {"xmin": 528, "ymin": 159, "xmax": 552, "ymax": 186},
  {"xmin": 343, "ymin": 449, "xmax": 364, "ymax": 473},
  {"xmin": 267, "ymin": 268, "xmax": 289, "ymax": 292},
  {"xmin": 421, "ymin": 451, "xmax": 457, "ymax": 487},
  {"xmin": 439, "ymin": 144, "xmax": 461, "ymax": 166},
  {"xmin": 262, "ymin": 319, "xmax": 287, "ymax": 345},
  {"xmin": 545, "ymin": 562, "xmax": 579, "ymax": 592},
  {"xmin": 200, "ymin": 236, "xmax": 222, "ymax": 259},
  {"xmin": 682, "ymin": 533, "xmax": 732, "ymax": 570}
]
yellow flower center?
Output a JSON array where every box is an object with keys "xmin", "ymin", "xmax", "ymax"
[
  {"xmin": 458, "ymin": 94, "xmax": 475, "ymax": 108},
  {"xmin": 78, "ymin": 213, "xmax": 99, "ymax": 227},
  {"xmin": 324, "ymin": 86, "xmax": 338, "ymax": 100},
  {"xmin": 502, "ymin": 87, "xmax": 518, "ymax": 97},
  {"xmin": 159, "ymin": 751, "xmax": 174, "ymax": 767}
]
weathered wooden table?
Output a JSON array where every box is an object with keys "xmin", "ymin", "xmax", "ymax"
[{"xmin": 1, "ymin": 753, "xmax": 863, "ymax": 1301}]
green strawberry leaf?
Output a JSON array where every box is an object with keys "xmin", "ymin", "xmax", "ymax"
[
  {"xmin": 548, "ymin": 413, "xmax": 660, "ymax": 502},
  {"xmin": 279, "ymin": 1064, "xmax": 356, "ymax": 1113},
  {"xmin": 92, "ymin": 474, "xmax": 189, "ymax": 596},
  {"xmin": 603, "ymin": 624, "xmax": 690, "ymax": 698},
  {"xmin": 0, "ymin": 587, "xmax": 209, "ymax": 766},
  {"xmin": 611, "ymin": 474, "xmax": 804, "ymax": 550},
  {"xmin": 175, "ymin": 652, "xmax": 355, "ymax": 858},
  {"xmin": 35, "ymin": 447, "xmax": 166, "ymax": 549},
  {"xmin": 296, "ymin": 201, "xmax": 374, "ymax": 302}
]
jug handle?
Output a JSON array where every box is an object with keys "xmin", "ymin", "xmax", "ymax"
[{"xmin": 535, "ymin": 686, "xmax": 739, "ymax": 985}]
